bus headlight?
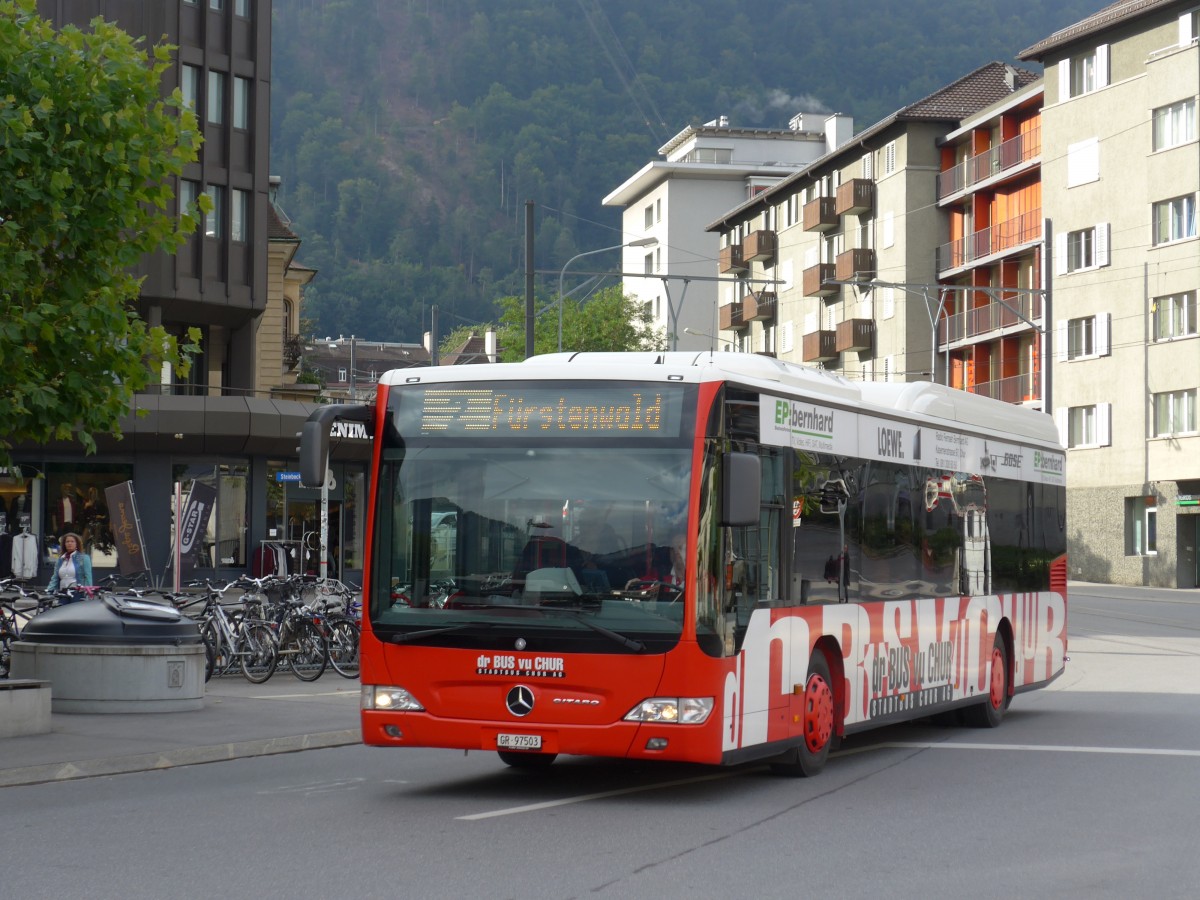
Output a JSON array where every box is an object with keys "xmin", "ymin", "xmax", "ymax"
[
  {"xmin": 361, "ymin": 685, "xmax": 425, "ymax": 711},
  {"xmin": 624, "ymin": 697, "xmax": 713, "ymax": 724}
]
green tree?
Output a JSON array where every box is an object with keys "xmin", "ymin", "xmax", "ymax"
[
  {"xmin": 0, "ymin": 0, "xmax": 203, "ymax": 465},
  {"xmin": 441, "ymin": 286, "xmax": 664, "ymax": 362}
]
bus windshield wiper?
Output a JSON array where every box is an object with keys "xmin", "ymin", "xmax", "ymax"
[
  {"xmin": 543, "ymin": 608, "xmax": 646, "ymax": 653},
  {"xmin": 387, "ymin": 623, "xmax": 477, "ymax": 644}
]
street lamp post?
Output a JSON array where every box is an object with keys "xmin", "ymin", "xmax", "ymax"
[{"xmin": 558, "ymin": 237, "xmax": 657, "ymax": 352}]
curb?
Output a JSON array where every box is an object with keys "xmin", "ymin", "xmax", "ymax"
[{"xmin": 0, "ymin": 729, "xmax": 360, "ymax": 789}]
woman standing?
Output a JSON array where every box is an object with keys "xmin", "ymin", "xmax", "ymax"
[{"xmin": 48, "ymin": 532, "xmax": 93, "ymax": 594}]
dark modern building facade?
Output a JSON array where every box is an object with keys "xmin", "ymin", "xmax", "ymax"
[{"xmin": 7, "ymin": 1, "xmax": 369, "ymax": 588}]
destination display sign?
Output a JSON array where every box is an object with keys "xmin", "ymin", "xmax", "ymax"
[
  {"xmin": 402, "ymin": 383, "xmax": 688, "ymax": 439},
  {"xmin": 761, "ymin": 396, "xmax": 1065, "ymax": 485}
]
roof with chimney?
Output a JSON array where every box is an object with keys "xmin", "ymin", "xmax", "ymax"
[{"xmin": 707, "ymin": 61, "xmax": 1039, "ymax": 230}]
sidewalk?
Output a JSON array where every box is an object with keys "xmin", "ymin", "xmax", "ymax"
[{"xmin": 0, "ymin": 672, "xmax": 361, "ymax": 788}]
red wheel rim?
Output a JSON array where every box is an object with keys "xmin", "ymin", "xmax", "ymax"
[
  {"xmin": 988, "ymin": 646, "xmax": 1005, "ymax": 709},
  {"xmin": 803, "ymin": 672, "xmax": 834, "ymax": 753}
]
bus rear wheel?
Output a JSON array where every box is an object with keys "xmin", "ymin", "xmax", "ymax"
[
  {"xmin": 770, "ymin": 650, "xmax": 835, "ymax": 777},
  {"xmin": 498, "ymin": 751, "xmax": 557, "ymax": 769},
  {"xmin": 964, "ymin": 633, "xmax": 1010, "ymax": 728}
]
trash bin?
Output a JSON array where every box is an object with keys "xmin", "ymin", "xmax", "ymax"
[{"xmin": 10, "ymin": 595, "xmax": 205, "ymax": 713}]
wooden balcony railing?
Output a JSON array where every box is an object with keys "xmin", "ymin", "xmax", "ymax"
[
  {"xmin": 719, "ymin": 244, "xmax": 747, "ymax": 274},
  {"xmin": 742, "ymin": 230, "xmax": 776, "ymax": 264},
  {"xmin": 802, "ymin": 263, "xmax": 837, "ymax": 297},
  {"xmin": 835, "ymin": 248, "xmax": 875, "ymax": 282},
  {"xmin": 836, "ymin": 319, "xmax": 874, "ymax": 353},
  {"xmin": 835, "ymin": 178, "xmax": 874, "ymax": 216},
  {"xmin": 802, "ymin": 196, "xmax": 837, "ymax": 232},
  {"xmin": 743, "ymin": 291, "xmax": 776, "ymax": 322},
  {"xmin": 802, "ymin": 330, "xmax": 837, "ymax": 362},
  {"xmin": 719, "ymin": 302, "xmax": 746, "ymax": 331}
]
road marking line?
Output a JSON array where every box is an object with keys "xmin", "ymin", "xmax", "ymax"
[
  {"xmin": 854, "ymin": 741, "xmax": 1200, "ymax": 758},
  {"xmin": 458, "ymin": 741, "xmax": 1200, "ymax": 819},
  {"xmin": 456, "ymin": 771, "xmax": 736, "ymax": 820}
]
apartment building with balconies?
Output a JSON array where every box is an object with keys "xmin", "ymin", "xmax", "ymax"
[
  {"xmin": 936, "ymin": 79, "xmax": 1047, "ymax": 409},
  {"xmin": 1021, "ymin": 0, "xmax": 1200, "ymax": 587},
  {"xmin": 707, "ymin": 63, "xmax": 1038, "ymax": 383},
  {"xmin": 604, "ymin": 114, "xmax": 852, "ymax": 350}
]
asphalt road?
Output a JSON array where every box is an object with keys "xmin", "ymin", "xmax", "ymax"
[{"xmin": 3, "ymin": 584, "xmax": 1198, "ymax": 899}]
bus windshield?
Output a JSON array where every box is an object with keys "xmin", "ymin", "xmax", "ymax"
[{"xmin": 369, "ymin": 382, "xmax": 696, "ymax": 654}]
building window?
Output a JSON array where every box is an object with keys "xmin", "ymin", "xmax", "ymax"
[
  {"xmin": 1153, "ymin": 291, "xmax": 1197, "ymax": 341},
  {"xmin": 1063, "ymin": 45, "xmax": 1108, "ymax": 99},
  {"xmin": 1152, "ymin": 99, "xmax": 1196, "ymax": 151},
  {"xmin": 883, "ymin": 141, "xmax": 896, "ymax": 174},
  {"xmin": 210, "ymin": 0, "xmax": 224, "ymax": 10},
  {"xmin": 207, "ymin": 70, "xmax": 225, "ymax": 125},
  {"xmin": 644, "ymin": 252, "xmax": 654, "ymax": 275},
  {"xmin": 1153, "ymin": 389, "xmax": 1197, "ymax": 436},
  {"xmin": 1152, "ymin": 194, "xmax": 1197, "ymax": 245},
  {"xmin": 1067, "ymin": 316, "xmax": 1095, "ymax": 358},
  {"xmin": 181, "ymin": 64, "xmax": 200, "ymax": 112},
  {"xmin": 1057, "ymin": 402, "xmax": 1111, "ymax": 448},
  {"xmin": 233, "ymin": 76, "xmax": 250, "ymax": 130},
  {"xmin": 338, "ymin": 368, "xmax": 347, "ymax": 382},
  {"xmin": 236, "ymin": 0, "xmax": 250, "ymax": 16},
  {"xmin": 204, "ymin": 185, "xmax": 224, "ymax": 237},
  {"xmin": 231, "ymin": 189, "xmax": 249, "ymax": 242},
  {"xmin": 179, "ymin": 179, "xmax": 198, "ymax": 221},
  {"xmin": 1068, "ymin": 405, "xmax": 1095, "ymax": 446},
  {"xmin": 1057, "ymin": 224, "xmax": 1109, "ymax": 273},
  {"xmin": 1067, "ymin": 229, "xmax": 1094, "ymax": 270},
  {"xmin": 1125, "ymin": 498, "xmax": 1157, "ymax": 556},
  {"xmin": 644, "ymin": 204, "xmax": 653, "ymax": 229},
  {"xmin": 1062, "ymin": 313, "xmax": 1111, "ymax": 360}
]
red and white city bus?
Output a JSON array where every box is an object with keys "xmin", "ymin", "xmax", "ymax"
[{"xmin": 301, "ymin": 351, "xmax": 1067, "ymax": 776}]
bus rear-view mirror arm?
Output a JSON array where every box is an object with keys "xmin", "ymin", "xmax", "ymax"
[{"xmin": 299, "ymin": 403, "xmax": 373, "ymax": 488}]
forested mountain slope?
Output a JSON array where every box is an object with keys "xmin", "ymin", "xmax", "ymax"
[{"xmin": 270, "ymin": 0, "xmax": 1097, "ymax": 342}]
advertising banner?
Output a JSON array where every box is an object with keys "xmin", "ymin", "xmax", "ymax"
[
  {"xmin": 104, "ymin": 481, "xmax": 149, "ymax": 575},
  {"xmin": 175, "ymin": 480, "xmax": 217, "ymax": 579}
]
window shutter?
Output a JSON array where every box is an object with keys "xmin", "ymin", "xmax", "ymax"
[
  {"xmin": 882, "ymin": 211, "xmax": 894, "ymax": 249},
  {"xmin": 1181, "ymin": 12, "xmax": 1196, "ymax": 46},
  {"xmin": 805, "ymin": 247, "xmax": 818, "ymax": 269},
  {"xmin": 1097, "ymin": 312, "xmax": 1111, "ymax": 356},
  {"xmin": 781, "ymin": 320, "xmax": 794, "ymax": 353},
  {"xmin": 779, "ymin": 259, "xmax": 794, "ymax": 292},
  {"xmin": 1055, "ymin": 320, "xmax": 1068, "ymax": 361},
  {"xmin": 804, "ymin": 312, "xmax": 817, "ymax": 333},
  {"xmin": 1054, "ymin": 408, "xmax": 1068, "ymax": 445},
  {"xmin": 1097, "ymin": 402, "xmax": 1112, "ymax": 446},
  {"xmin": 1096, "ymin": 222, "xmax": 1110, "ymax": 267},
  {"xmin": 1058, "ymin": 60, "xmax": 1070, "ymax": 100},
  {"xmin": 1055, "ymin": 232, "xmax": 1068, "ymax": 276},
  {"xmin": 1096, "ymin": 45, "xmax": 1109, "ymax": 88},
  {"xmin": 862, "ymin": 152, "xmax": 874, "ymax": 179}
]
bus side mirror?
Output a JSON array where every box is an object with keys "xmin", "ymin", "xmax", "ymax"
[
  {"xmin": 721, "ymin": 452, "xmax": 760, "ymax": 526},
  {"xmin": 299, "ymin": 403, "xmax": 373, "ymax": 488}
]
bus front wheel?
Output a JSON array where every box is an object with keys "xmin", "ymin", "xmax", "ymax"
[
  {"xmin": 770, "ymin": 650, "xmax": 835, "ymax": 777},
  {"xmin": 498, "ymin": 751, "xmax": 557, "ymax": 769}
]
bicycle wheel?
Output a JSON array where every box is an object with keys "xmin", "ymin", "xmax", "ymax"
[
  {"xmin": 283, "ymin": 616, "xmax": 327, "ymax": 682},
  {"xmin": 239, "ymin": 622, "xmax": 278, "ymax": 684},
  {"xmin": 201, "ymin": 620, "xmax": 233, "ymax": 678},
  {"xmin": 327, "ymin": 617, "xmax": 360, "ymax": 679}
]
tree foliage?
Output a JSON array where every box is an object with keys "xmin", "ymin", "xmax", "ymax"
[
  {"xmin": 440, "ymin": 285, "xmax": 664, "ymax": 363},
  {"xmin": 0, "ymin": 0, "xmax": 203, "ymax": 465}
]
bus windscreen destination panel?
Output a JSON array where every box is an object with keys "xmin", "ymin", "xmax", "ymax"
[{"xmin": 412, "ymin": 385, "xmax": 685, "ymax": 438}]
